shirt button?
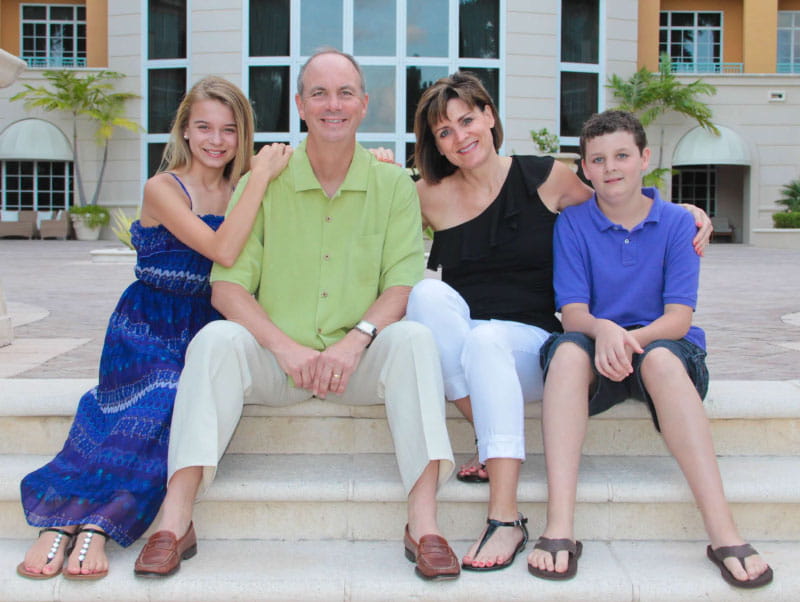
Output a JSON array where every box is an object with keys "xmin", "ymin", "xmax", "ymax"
[
  {"xmin": 321, "ymin": 291, "xmax": 328, "ymax": 298},
  {"xmin": 624, "ymin": 238, "xmax": 630, "ymax": 244},
  {"xmin": 325, "ymin": 216, "xmax": 332, "ymax": 223},
  {"xmin": 317, "ymin": 328, "xmax": 322, "ymax": 334},
  {"xmin": 323, "ymin": 254, "xmax": 330, "ymax": 261}
]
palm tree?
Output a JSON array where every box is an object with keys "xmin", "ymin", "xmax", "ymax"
[
  {"xmin": 607, "ymin": 54, "xmax": 718, "ymax": 187},
  {"xmin": 11, "ymin": 70, "xmax": 142, "ymax": 207}
]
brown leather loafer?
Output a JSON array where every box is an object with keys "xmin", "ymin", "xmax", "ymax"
[
  {"xmin": 403, "ymin": 525, "xmax": 460, "ymax": 580},
  {"xmin": 134, "ymin": 522, "xmax": 197, "ymax": 577}
]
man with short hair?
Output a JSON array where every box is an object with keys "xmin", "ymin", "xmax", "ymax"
[{"xmin": 134, "ymin": 48, "xmax": 460, "ymax": 581}]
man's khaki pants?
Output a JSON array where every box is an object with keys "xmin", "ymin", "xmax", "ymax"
[{"xmin": 167, "ymin": 319, "xmax": 455, "ymax": 496}]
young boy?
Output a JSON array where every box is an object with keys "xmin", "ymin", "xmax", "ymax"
[{"xmin": 526, "ymin": 110, "xmax": 772, "ymax": 589}]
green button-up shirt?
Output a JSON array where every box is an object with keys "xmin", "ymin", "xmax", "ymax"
[{"xmin": 211, "ymin": 141, "xmax": 424, "ymax": 350}]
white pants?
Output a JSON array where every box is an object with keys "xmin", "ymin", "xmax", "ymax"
[
  {"xmin": 406, "ymin": 279, "xmax": 551, "ymax": 463},
  {"xmin": 167, "ymin": 319, "xmax": 454, "ymax": 497}
]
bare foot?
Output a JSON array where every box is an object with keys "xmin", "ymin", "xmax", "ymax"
[
  {"xmin": 527, "ymin": 532, "xmax": 575, "ymax": 576},
  {"xmin": 712, "ymin": 542, "xmax": 771, "ymax": 584},
  {"xmin": 462, "ymin": 516, "xmax": 527, "ymax": 569},
  {"xmin": 18, "ymin": 527, "xmax": 76, "ymax": 577},
  {"xmin": 457, "ymin": 452, "xmax": 489, "ymax": 482},
  {"xmin": 65, "ymin": 525, "xmax": 109, "ymax": 577}
]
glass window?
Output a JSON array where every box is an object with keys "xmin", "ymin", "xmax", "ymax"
[
  {"xmin": 148, "ymin": 0, "xmax": 187, "ymax": 60},
  {"xmin": 560, "ymin": 72, "xmax": 598, "ymax": 138},
  {"xmin": 301, "ymin": 0, "xmax": 342, "ymax": 55},
  {"xmin": 250, "ymin": 67, "xmax": 291, "ymax": 132},
  {"xmin": 406, "ymin": 66, "xmax": 448, "ymax": 132},
  {"xmin": 360, "ymin": 66, "xmax": 395, "ymax": 133},
  {"xmin": 407, "ymin": 0, "xmax": 448, "ymax": 57},
  {"xmin": 660, "ymin": 11, "xmax": 723, "ymax": 73},
  {"xmin": 562, "ymin": 0, "xmax": 598, "ymax": 63},
  {"xmin": 148, "ymin": 143, "xmax": 167, "ymax": 178},
  {"xmin": 459, "ymin": 0, "xmax": 499, "ymax": 59},
  {"xmin": 777, "ymin": 11, "xmax": 800, "ymax": 73},
  {"xmin": 559, "ymin": 1, "xmax": 600, "ymax": 144},
  {"xmin": 2, "ymin": 161, "xmax": 72, "ymax": 211},
  {"xmin": 248, "ymin": 0, "xmax": 503, "ymax": 167},
  {"xmin": 148, "ymin": 69, "xmax": 186, "ymax": 134},
  {"xmin": 672, "ymin": 166, "xmax": 716, "ymax": 215},
  {"xmin": 250, "ymin": 0, "xmax": 290, "ymax": 57},
  {"xmin": 20, "ymin": 3, "xmax": 86, "ymax": 68},
  {"xmin": 354, "ymin": 0, "xmax": 396, "ymax": 56}
]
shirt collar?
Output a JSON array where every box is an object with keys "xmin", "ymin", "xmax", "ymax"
[
  {"xmin": 291, "ymin": 139, "xmax": 371, "ymax": 195},
  {"xmin": 589, "ymin": 186, "xmax": 664, "ymax": 232}
]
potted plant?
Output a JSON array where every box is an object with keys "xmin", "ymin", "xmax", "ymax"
[
  {"xmin": 530, "ymin": 127, "xmax": 579, "ymax": 172},
  {"xmin": 772, "ymin": 178, "xmax": 800, "ymax": 228},
  {"xmin": 69, "ymin": 205, "xmax": 110, "ymax": 240}
]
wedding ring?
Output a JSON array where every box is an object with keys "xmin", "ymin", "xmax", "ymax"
[{"xmin": 332, "ymin": 373, "xmax": 342, "ymax": 379}]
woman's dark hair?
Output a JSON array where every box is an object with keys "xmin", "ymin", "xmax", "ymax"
[{"xmin": 413, "ymin": 71, "xmax": 503, "ymax": 184}]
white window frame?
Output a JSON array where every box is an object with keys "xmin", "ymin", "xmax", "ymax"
[
  {"xmin": 557, "ymin": 0, "xmax": 605, "ymax": 148},
  {"xmin": 243, "ymin": 0, "xmax": 505, "ymax": 167},
  {"xmin": 20, "ymin": 3, "xmax": 87, "ymax": 68},
  {"xmin": 1, "ymin": 160, "xmax": 73, "ymax": 214},
  {"xmin": 659, "ymin": 11, "xmax": 723, "ymax": 73}
]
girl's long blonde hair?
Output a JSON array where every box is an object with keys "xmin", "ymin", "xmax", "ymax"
[{"xmin": 161, "ymin": 76, "xmax": 254, "ymax": 185}]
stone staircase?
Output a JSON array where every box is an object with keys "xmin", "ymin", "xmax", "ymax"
[{"xmin": 0, "ymin": 377, "xmax": 798, "ymax": 601}]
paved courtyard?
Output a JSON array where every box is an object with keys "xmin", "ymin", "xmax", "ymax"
[{"xmin": 1, "ymin": 239, "xmax": 799, "ymax": 380}]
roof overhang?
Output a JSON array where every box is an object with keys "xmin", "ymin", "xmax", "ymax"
[
  {"xmin": 672, "ymin": 124, "xmax": 751, "ymax": 166},
  {"xmin": 0, "ymin": 119, "xmax": 73, "ymax": 161}
]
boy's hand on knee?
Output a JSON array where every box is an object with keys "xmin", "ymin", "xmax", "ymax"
[{"xmin": 594, "ymin": 321, "xmax": 643, "ymax": 381}]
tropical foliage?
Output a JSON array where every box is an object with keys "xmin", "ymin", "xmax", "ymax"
[
  {"xmin": 776, "ymin": 179, "xmax": 800, "ymax": 213},
  {"xmin": 607, "ymin": 54, "xmax": 718, "ymax": 189},
  {"xmin": 11, "ymin": 70, "xmax": 142, "ymax": 207}
]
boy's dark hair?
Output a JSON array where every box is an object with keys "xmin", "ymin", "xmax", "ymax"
[{"xmin": 579, "ymin": 110, "xmax": 647, "ymax": 158}]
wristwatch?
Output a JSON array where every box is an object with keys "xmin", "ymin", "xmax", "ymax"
[{"xmin": 353, "ymin": 320, "xmax": 378, "ymax": 347}]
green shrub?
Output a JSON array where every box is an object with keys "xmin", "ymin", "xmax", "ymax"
[
  {"xmin": 70, "ymin": 205, "xmax": 110, "ymax": 228},
  {"xmin": 777, "ymin": 179, "xmax": 800, "ymax": 212},
  {"xmin": 772, "ymin": 211, "xmax": 800, "ymax": 228}
]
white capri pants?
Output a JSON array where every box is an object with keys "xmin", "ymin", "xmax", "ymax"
[
  {"xmin": 406, "ymin": 279, "xmax": 552, "ymax": 463},
  {"xmin": 167, "ymin": 319, "xmax": 455, "ymax": 497}
]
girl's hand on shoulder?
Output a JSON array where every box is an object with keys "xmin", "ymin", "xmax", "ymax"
[
  {"xmin": 250, "ymin": 143, "xmax": 293, "ymax": 182},
  {"xmin": 368, "ymin": 146, "xmax": 397, "ymax": 165}
]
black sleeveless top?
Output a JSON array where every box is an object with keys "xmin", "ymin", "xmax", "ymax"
[{"xmin": 427, "ymin": 155, "xmax": 562, "ymax": 333}]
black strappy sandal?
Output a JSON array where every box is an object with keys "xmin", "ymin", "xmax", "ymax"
[
  {"xmin": 16, "ymin": 527, "xmax": 74, "ymax": 580},
  {"xmin": 462, "ymin": 513, "xmax": 529, "ymax": 572}
]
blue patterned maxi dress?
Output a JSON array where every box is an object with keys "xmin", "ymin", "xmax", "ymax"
[{"xmin": 20, "ymin": 215, "xmax": 223, "ymax": 546}]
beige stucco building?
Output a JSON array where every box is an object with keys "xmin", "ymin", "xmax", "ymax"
[{"xmin": 0, "ymin": 0, "xmax": 798, "ymax": 247}]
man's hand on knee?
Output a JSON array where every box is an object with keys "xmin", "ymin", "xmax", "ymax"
[
  {"xmin": 273, "ymin": 341, "xmax": 321, "ymax": 391},
  {"xmin": 312, "ymin": 333, "xmax": 367, "ymax": 398}
]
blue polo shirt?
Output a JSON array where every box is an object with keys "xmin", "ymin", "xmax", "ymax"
[{"xmin": 553, "ymin": 187, "xmax": 705, "ymax": 350}]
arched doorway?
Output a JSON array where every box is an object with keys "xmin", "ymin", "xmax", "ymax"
[
  {"xmin": 0, "ymin": 118, "xmax": 73, "ymax": 221},
  {"xmin": 671, "ymin": 125, "xmax": 751, "ymax": 243}
]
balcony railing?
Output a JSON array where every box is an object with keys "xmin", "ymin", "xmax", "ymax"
[
  {"xmin": 22, "ymin": 56, "xmax": 87, "ymax": 69},
  {"xmin": 776, "ymin": 62, "xmax": 800, "ymax": 74},
  {"xmin": 667, "ymin": 61, "xmax": 744, "ymax": 74}
]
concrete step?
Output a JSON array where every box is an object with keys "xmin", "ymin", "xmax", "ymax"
[
  {"xmin": 1, "ymin": 379, "xmax": 799, "ymax": 457},
  {"xmin": 3, "ymin": 453, "xmax": 798, "ymax": 542},
  {"xmin": 0, "ymin": 538, "xmax": 793, "ymax": 601}
]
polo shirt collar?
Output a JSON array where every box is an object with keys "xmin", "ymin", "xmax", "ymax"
[
  {"xmin": 589, "ymin": 186, "xmax": 664, "ymax": 232},
  {"xmin": 291, "ymin": 139, "xmax": 371, "ymax": 194}
]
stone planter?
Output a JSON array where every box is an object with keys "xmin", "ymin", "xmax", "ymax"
[
  {"xmin": 552, "ymin": 152, "xmax": 581, "ymax": 173},
  {"xmin": 70, "ymin": 215, "xmax": 102, "ymax": 241}
]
